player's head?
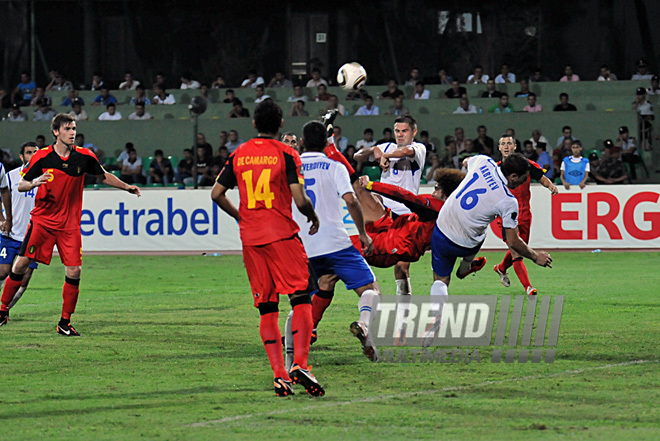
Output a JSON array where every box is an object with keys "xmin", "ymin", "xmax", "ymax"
[
  {"xmin": 571, "ymin": 139, "xmax": 583, "ymax": 157},
  {"xmin": 301, "ymin": 121, "xmax": 326, "ymax": 153},
  {"xmin": 498, "ymin": 134, "xmax": 516, "ymax": 159},
  {"xmin": 253, "ymin": 100, "xmax": 283, "ymax": 136},
  {"xmin": 432, "ymin": 169, "xmax": 465, "ymax": 201},
  {"xmin": 19, "ymin": 141, "xmax": 38, "ymax": 165},
  {"xmin": 51, "ymin": 113, "xmax": 76, "ymax": 145},
  {"xmin": 501, "ymin": 153, "xmax": 530, "ymax": 189},
  {"xmin": 280, "ymin": 131, "xmax": 299, "ymax": 152},
  {"xmin": 393, "ymin": 115, "xmax": 417, "ymax": 146}
]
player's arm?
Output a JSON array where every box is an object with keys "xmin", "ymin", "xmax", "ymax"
[
  {"xmin": 342, "ymin": 192, "xmax": 373, "ymax": 255},
  {"xmin": 578, "ymin": 167, "xmax": 589, "ymax": 189},
  {"xmin": 505, "ymin": 227, "xmax": 552, "ymax": 267},
  {"xmin": 211, "ymin": 182, "xmax": 240, "ymax": 221},
  {"xmin": 0, "ymin": 186, "xmax": 12, "ymax": 234},
  {"xmin": 382, "ymin": 146, "xmax": 415, "ymax": 160},
  {"xmin": 17, "ymin": 172, "xmax": 52, "ymax": 192},
  {"xmin": 560, "ymin": 169, "xmax": 570, "ymax": 190},
  {"xmin": 290, "ymin": 183, "xmax": 319, "ymax": 235},
  {"xmin": 538, "ymin": 175, "xmax": 559, "ymax": 195},
  {"xmin": 354, "ymin": 145, "xmax": 383, "ymax": 162},
  {"xmin": 97, "ymin": 172, "xmax": 141, "ymax": 196}
]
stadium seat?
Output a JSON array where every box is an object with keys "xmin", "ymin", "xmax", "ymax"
[
  {"xmin": 362, "ymin": 166, "xmax": 381, "ymax": 182},
  {"xmin": 147, "ymin": 183, "xmax": 163, "ymax": 187},
  {"xmin": 104, "ymin": 157, "xmax": 117, "ymax": 166},
  {"xmin": 110, "ymin": 170, "xmax": 121, "ymax": 178}
]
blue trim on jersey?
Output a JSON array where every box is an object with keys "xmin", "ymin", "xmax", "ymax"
[
  {"xmin": 486, "ymin": 157, "xmax": 514, "ymax": 198},
  {"xmin": 431, "ymin": 226, "xmax": 483, "ymax": 277},
  {"xmin": 310, "ymin": 246, "xmax": 374, "ymax": 290},
  {"xmin": 0, "ymin": 236, "xmax": 38, "ymax": 269}
]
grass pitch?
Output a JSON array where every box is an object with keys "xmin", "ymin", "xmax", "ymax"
[{"xmin": 1, "ymin": 252, "xmax": 659, "ymax": 440}]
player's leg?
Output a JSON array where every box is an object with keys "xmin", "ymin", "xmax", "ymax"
[
  {"xmin": 273, "ymin": 237, "xmax": 324, "ymax": 396},
  {"xmin": 8, "ymin": 266, "xmax": 37, "ymax": 309},
  {"xmin": 0, "ymin": 257, "xmax": 31, "ymax": 326},
  {"xmin": 311, "ymin": 274, "xmax": 338, "ymax": 332},
  {"xmin": 493, "ymin": 218, "xmax": 512, "ymax": 287},
  {"xmin": 455, "ymin": 253, "xmax": 487, "ymax": 279},
  {"xmin": 510, "ymin": 220, "xmax": 535, "ymax": 294},
  {"xmin": 284, "ymin": 309, "xmax": 294, "ymax": 371},
  {"xmin": 243, "ymin": 244, "xmax": 293, "ymax": 396},
  {"xmin": 56, "ymin": 229, "xmax": 84, "ymax": 336}
]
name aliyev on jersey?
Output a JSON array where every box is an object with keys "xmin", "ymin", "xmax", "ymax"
[
  {"xmin": 292, "ymin": 152, "xmax": 354, "ymax": 257},
  {"xmin": 437, "ymin": 155, "xmax": 519, "ymax": 248},
  {"xmin": 377, "ymin": 141, "xmax": 426, "ymax": 215}
]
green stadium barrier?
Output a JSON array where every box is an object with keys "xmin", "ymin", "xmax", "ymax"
[
  {"xmin": 361, "ymin": 165, "xmax": 382, "ymax": 182},
  {"xmin": 0, "ymin": 111, "xmax": 639, "ymax": 162}
]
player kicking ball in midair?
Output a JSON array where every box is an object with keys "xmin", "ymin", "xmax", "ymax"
[
  {"xmin": 0, "ymin": 114, "xmax": 141, "ymax": 334},
  {"xmin": 493, "ymin": 135, "xmax": 558, "ymax": 295},
  {"xmin": 0, "ymin": 142, "xmax": 40, "ymax": 309},
  {"xmin": 212, "ymin": 101, "xmax": 324, "ymax": 397},
  {"xmin": 291, "ymin": 121, "xmax": 379, "ymax": 361}
]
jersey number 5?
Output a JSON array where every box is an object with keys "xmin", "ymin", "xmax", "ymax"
[{"xmin": 241, "ymin": 169, "xmax": 275, "ymax": 209}]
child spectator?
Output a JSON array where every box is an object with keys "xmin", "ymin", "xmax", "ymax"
[{"xmin": 560, "ymin": 140, "xmax": 589, "ymax": 190}]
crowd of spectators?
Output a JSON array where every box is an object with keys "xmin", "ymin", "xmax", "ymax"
[{"xmin": 1, "ymin": 58, "xmax": 656, "ymax": 186}]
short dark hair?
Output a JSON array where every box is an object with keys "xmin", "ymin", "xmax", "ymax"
[
  {"xmin": 536, "ymin": 142, "xmax": 547, "ymax": 151},
  {"xmin": 501, "ymin": 152, "xmax": 530, "ymax": 177},
  {"xmin": 20, "ymin": 141, "xmax": 38, "ymax": 155},
  {"xmin": 501, "ymin": 93, "xmax": 509, "ymax": 98},
  {"xmin": 253, "ymin": 100, "xmax": 283, "ymax": 135},
  {"xmin": 383, "ymin": 128, "xmax": 392, "ymax": 134},
  {"xmin": 51, "ymin": 114, "xmax": 76, "ymax": 137},
  {"xmin": 415, "ymin": 81, "xmax": 424, "ymax": 87},
  {"xmin": 36, "ymin": 134, "xmax": 45, "ymax": 141},
  {"xmin": 523, "ymin": 140, "xmax": 533, "ymax": 147},
  {"xmin": 394, "ymin": 114, "xmax": 417, "ymax": 131},
  {"xmin": 226, "ymin": 89, "xmax": 234, "ymax": 95},
  {"xmin": 562, "ymin": 125, "xmax": 572, "ymax": 132},
  {"xmin": 528, "ymin": 92, "xmax": 536, "ymax": 98},
  {"xmin": 302, "ymin": 121, "xmax": 326, "ymax": 152},
  {"xmin": 154, "ymin": 149, "xmax": 164, "ymax": 156},
  {"xmin": 107, "ymin": 103, "xmax": 116, "ymax": 109},
  {"xmin": 444, "ymin": 135, "xmax": 455, "ymax": 146},
  {"xmin": 280, "ymin": 131, "xmax": 297, "ymax": 141},
  {"xmin": 232, "ymin": 98, "xmax": 243, "ymax": 106},
  {"xmin": 559, "ymin": 92, "xmax": 569, "ymax": 99},
  {"xmin": 571, "ymin": 140, "xmax": 582, "ymax": 147},
  {"xmin": 420, "ymin": 130, "xmax": 429, "ymax": 137},
  {"xmin": 364, "ymin": 128, "xmax": 373, "ymax": 134},
  {"xmin": 184, "ymin": 148, "xmax": 193, "ymax": 154}
]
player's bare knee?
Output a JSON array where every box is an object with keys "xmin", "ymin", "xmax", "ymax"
[
  {"xmin": 318, "ymin": 274, "xmax": 338, "ymax": 291},
  {"xmin": 355, "ymin": 283, "xmax": 376, "ymax": 296},
  {"xmin": 65, "ymin": 266, "xmax": 82, "ymax": 280},
  {"xmin": 12, "ymin": 256, "xmax": 31, "ymax": 275}
]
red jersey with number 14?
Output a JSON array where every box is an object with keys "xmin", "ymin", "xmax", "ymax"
[
  {"xmin": 216, "ymin": 137, "xmax": 304, "ymax": 246},
  {"xmin": 21, "ymin": 145, "xmax": 104, "ymax": 230}
]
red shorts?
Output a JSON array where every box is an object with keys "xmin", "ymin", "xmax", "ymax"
[
  {"xmin": 21, "ymin": 221, "xmax": 82, "ymax": 266},
  {"xmin": 242, "ymin": 236, "xmax": 313, "ymax": 307},
  {"xmin": 351, "ymin": 212, "xmax": 433, "ymax": 268},
  {"xmin": 495, "ymin": 216, "xmax": 531, "ymax": 243}
]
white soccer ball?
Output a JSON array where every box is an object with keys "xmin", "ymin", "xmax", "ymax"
[{"xmin": 337, "ymin": 62, "xmax": 367, "ymax": 91}]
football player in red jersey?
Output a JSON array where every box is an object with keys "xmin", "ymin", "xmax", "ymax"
[
  {"xmin": 492, "ymin": 134, "xmax": 558, "ymax": 295},
  {"xmin": 212, "ymin": 100, "xmax": 324, "ymax": 397},
  {"xmin": 0, "ymin": 114, "xmax": 140, "ymax": 335}
]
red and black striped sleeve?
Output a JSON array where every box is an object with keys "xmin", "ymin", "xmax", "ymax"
[{"xmin": 528, "ymin": 159, "xmax": 545, "ymax": 181}]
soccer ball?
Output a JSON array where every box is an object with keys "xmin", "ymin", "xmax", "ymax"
[{"xmin": 337, "ymin": 62, "xmax": 367, "ymax": 91}]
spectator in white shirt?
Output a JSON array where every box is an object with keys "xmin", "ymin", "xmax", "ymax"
[
  {"xmin": 98, "ymin": 103, "xmax": 123, "ymax": 120},
  {"xmin": 355, "ymin": 95, "xmax": 380, "ymax": 115},
  {"xmin": 180, "ymin": 71, "xmax": 201, "ymax": 89},
  {"xmin": 495, "ymin": 63, "xmax": 516, "ymax": 83},
  {"xmin": 119, "ymin": 71, "xmax": 140, "ymax": 90},
  {"xmin": 305, "ymin": 68, "xmax": 328, "ymax": 88},
  {"xmin": 412, "ymin": 81, "xmax": 431, "ymax": 99},
  {"xmin": 152, "ymin": 84, "xmax": 176, "ymax": 105},
  {"xmin": 241, "ymin": 70, "xmax": 265, "ymax": 88},
  {"xmin": 128, "ymin": 103, "xmax": 153, "ymax": 120},
  {"xmin": 453, "ymin": 97, "xmax": 478, "ymax": 114}
]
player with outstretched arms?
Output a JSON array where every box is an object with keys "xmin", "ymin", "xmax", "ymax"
[
  {"xmin": 212, "ymin": 100, "xmax": 324, "ymax": 397},
  {"xmin": 424, "ymin": 152, "xmax": 553, "ymax": 346},
  {"xmin": 0, "ymin": 142, "xmax": 40, "ymax": 309},
  {"xmin": 354, "ymin": 115, "xmax": 426, "ymax": 312},
  {"xmin": 493, "ymin": 135, "xmax": 559, "ymax": 295},
  {"xmin": 0, "ymin": 114, "xmax": 141, "ymax": 334}
]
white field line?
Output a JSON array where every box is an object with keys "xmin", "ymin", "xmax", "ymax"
[{"xmin": 190, "ymin": 359, "xmax": 658, "ymax": 427}]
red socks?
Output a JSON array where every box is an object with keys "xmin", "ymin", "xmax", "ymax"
[
  {"xmin": 1, "ymin": 272, "xmax": 24, "ymax": 312},
  {"xmin": 497, "ymin": 251, "xmax": 513, "ymax": 273},
  {"xmin": 512, "ymin": 258, "xmax": 531, "ymax": 289},
  {"xmin": 61, "ymin": 278, "xmax": 80, "ymax": 320},
  {"xmin": 292, "ymin": 303, "xmax": 313, "ymax": 369},
  {"xmin": 259, "ymin": 312, "xmax": 289, "ymax": 379},
  {"xmin": 325, "ymin": 142, "xmax": 356, "ymax": 176},
  {"xmin": 311, "ymin": 290, "xmax": 334, "ymax": 328}
]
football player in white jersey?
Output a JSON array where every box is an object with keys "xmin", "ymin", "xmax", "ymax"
[
  {"xmin": 292, "ymin": 120, "xmax": 379, "ymax": 361},
  {"xmin": 423, "ymin": 152, "xmax": 553, "ymax": 346},
  {"xmin": 0, "ymin": 142, "xmax": 39, "ymax": 309},
  {"xmin": 354, "ymin": 115, "xmax": 426, "ymax": 306}
]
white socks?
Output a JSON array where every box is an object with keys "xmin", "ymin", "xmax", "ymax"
[{"xmin": 358, "ymin": 289, "xmax": 376, "ymax": 326}]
